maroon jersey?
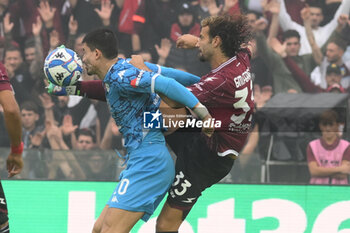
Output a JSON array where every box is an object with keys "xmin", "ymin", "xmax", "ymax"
[
  {"xmin": 187, "ymin": 49, "xmax": 254, "ymax": 156},
  {"xmin": 0, "ymin": 62, "xmax": 12, "ymax": 92}
]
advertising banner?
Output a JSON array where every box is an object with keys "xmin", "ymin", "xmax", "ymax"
[{"xmin": 3, "ymin": 181, "xmax": 350, "ymax": 233}]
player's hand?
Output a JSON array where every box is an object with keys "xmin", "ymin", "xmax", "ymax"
[
  {"xmin": 176, "ymin": 34, "xmax": 199, "ymax": 49},
  {"xmin": 202, "ymin": 114, "xmax": 215, "ymax": 137},
  {"xmin": 46, "ymin": 82, "xmax": 78, "ymax": 96},
  {"xmin": 46, "ymin": 82, "xmax": 67, "ymax": 95},
  {"xmin": 7, "ymin": 153, "xmax": 23, "ymax": 178}
]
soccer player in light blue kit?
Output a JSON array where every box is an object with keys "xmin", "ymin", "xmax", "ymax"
[{"xmin": 77, "ymin": 29, "xmax": 213, "ymax": 233}]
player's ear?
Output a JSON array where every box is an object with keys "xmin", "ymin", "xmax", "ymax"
[
  {"xmin": 95, "ymin": 48, "xmax": 102, "ymax": 59},
  {"xmin": 212, "ymin": 36, "xmax": 222, "ymax": 48}
]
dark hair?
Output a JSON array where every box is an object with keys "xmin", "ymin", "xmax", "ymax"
[
  {"xmin": 77, "ymin": 128, "xmax": 96, "ymax": 143},
  {"xmin": 244, "ymin": 10, "xmax": 262, "ymax": 19},
  {"xmin": 282, "ymin": 30, "xmax": 300, "ymax": 42},
  {"xmin": 20, "ymin": 101, "xmax": 39, "ymax": 114},
  {"xmin": 307, "ymin": 1, "xmax": 323, "ymax": 11},
  {"xmin": 82, "ymin": 28, "xmax": 118, "ymax": 59},
  {"xmin": 24, "ymin": 37, "xmax": 35, "ymax": 50},
  {"xmin": 328, "ymin": 38, "xmax": 347, "ymax": 51},
  {"xmin": 201, "ymin": 15, "xmax": 252, "ymax": 57},
  {"xmin": 4, "ymin": 46, "xmax": 21, "ymax": 55}
]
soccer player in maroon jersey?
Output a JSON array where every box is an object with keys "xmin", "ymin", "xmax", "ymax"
[
  {"xmin": 155, "ymin": 15, "xmax": 254, "ymax": 232},
  {"xmin": 47, "ymin": 15, "xmax": 253, "ymax": 233},
  {"xmin": 0, "ymin": 62, "xmax": 23, "ymax": 232}
]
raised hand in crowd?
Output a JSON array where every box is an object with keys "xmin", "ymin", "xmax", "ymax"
[
  {"xmin": 32, "ymin": 16, "xmax": 43, "ymax": 37},
  {"xmin": 37, "ymin": 0, "xmax": 56, "ymax": 29},
  {"xmin": 69, "ymin": 15, "xmax": 79, "ymax": 36},
  {"xmin": 3, "ymin": 13, "xmax": 14, "ymax": 34},
  {"xmin": 60, "ymin": 115, "xmax": 78, "ymax": 137},
  {"xmin": 94, "ymin": 0, "xmax": 115, "ymax": 27},
  {"xmin": 222, "ymin": 0, "xmax": 238, "ymax": 14},
  {"xmin": 39, "ymin": 93, "xmax": 54, "ymax": 112},
  {"xmin": 29, "ymin": 129, "xmax": 46, "ymax": 149},
  {"xmin": 336, "ymin": 14, "xmax": 350, "ymax": 32},
  {"xmin": 100, "ymin": 117, "xmax": 121, "ymax": 150},
  {"xmin": 254, "ymin": 85, "xmax": 273, "ymax": 109},
  {"xmin": 207, "ymin": 0, "xmax": 223, "ymax": 16},
  {"xmin": 252, "ymin": 17, "xmax": 268, "ymax": 33},
  {"xmin": 267, "ymin": 0, "xmax": 280, "ymax": 15},
  {"xmin": 155, "ymin": 38, "xmax": 172, "ymax": 66}
]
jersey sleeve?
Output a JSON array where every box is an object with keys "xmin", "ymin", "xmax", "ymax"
[
  {"xmin": 0, "ymin": 63, "xmax": 13, "ymax": 92},
  {"xmin": 111, "ymin": 68, "xmax": 158, "ymax": 94},
  {"xmin": 343, "ymin": 145, "xmax": 350, "ymax": 161}
]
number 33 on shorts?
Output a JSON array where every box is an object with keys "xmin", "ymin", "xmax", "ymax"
[{"xmin": 172, "ymin": 171, "xmax": 192, "ymax": 196}]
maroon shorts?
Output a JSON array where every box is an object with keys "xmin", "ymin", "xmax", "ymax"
[{"xmin": 165, "ymin": 129, "xmax": 234, "ymax": 210}]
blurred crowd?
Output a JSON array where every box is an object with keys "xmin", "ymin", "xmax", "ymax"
[{"xmin": 0, "ymin": 0, "xmax": 349, "ymax": 182}]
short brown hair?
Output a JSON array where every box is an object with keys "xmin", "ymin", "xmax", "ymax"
[{"xmin": 319, "ymin": 110, "xmax": 338, "ymax": 125}]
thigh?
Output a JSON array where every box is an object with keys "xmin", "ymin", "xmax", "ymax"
[
  {"xmin": 167, "ymin": 134, "xmax": 234, "ymax": 209},
  {"xmin": 108, "ymin": 143, "xmax": 175, "ymax": 221},
  {"xmin": 101, "ymin": 208, "xmax": 144, "ymax": 233}
]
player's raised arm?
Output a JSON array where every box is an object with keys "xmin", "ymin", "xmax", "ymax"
[{"xmin": 176, "ymin": 34, "xmax": 200, "ymax": 49}]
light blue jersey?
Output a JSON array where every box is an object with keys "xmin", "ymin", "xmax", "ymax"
[
  {"xmin": 103, "ymin": 58, "xmax": 164, "ymax": 152},
  {"xmin": 103, "ymin": 58, "xmax": 174, "ymax": 221}
]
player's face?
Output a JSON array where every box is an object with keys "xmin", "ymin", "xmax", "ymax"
[
  {"xmin": 309, "ymin": 7, "xmax": 323, "ymax": 28},
  {"xmin": 82, "ymin": 43, "xmax": 97, "ymax": 76},
  {"xmin": 285, "ymin": 37, "xmax": 300, "ymax": 57},
  {"xmin": 196, "ymin": 26, "xmax": 214, "ymax": 62}
]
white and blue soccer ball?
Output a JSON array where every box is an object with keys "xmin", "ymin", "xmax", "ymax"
[{"xmin": 44, "ymin": 46, "xmax": 83, "ymax": 86}]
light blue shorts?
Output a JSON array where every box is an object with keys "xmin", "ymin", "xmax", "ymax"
[{"xmin": 107, "ymin": 141, "xmax": 175, "ymax": 221}]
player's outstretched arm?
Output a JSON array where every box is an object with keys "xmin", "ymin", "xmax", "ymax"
[
  {"xmin": 47, "ymin": 80, "xmax": 107, "ymax": 102},
  {"xmin": 0, "ymin": 90, "xmax": 23, "ymax": 177},
  {"xmin": 129, "ymin": 55, "xmax": 200, "ymax": 86},
  {"xmin": 145, "ymin": 62, "xmax": 200, "ymax": 86}
]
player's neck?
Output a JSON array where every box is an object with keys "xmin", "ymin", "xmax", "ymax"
[
  {"xmin": 97, "ymin": 58, "xmax": 119, "ymax": 80},
  {"xmin": 210, "ymin": 53, "xmax": 230, "ymax": 70}
]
